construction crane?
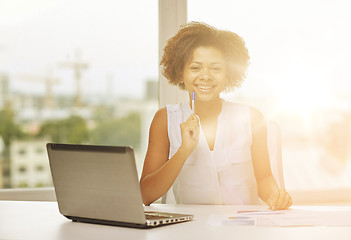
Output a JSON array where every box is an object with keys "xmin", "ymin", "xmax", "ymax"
[
  {"xmin": 14, "ymin": 70, "xmax": 60, "ymax": 109},
  {"xmin": 59, "ymin": 49, "xmax": 88, "ymax": 108}
]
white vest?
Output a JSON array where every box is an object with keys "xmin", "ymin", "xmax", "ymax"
[{"xmin": 166, "ymin": 100, "xmax": 260, "ymax": 205}]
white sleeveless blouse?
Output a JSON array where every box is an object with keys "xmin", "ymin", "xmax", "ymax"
[{"xmin": 166, "ymin": 100, "xmax": 260, "ymax": 205}]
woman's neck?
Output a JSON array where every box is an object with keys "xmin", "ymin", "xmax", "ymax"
[{"xmin": 194, "ymin": 98, "xmax": 222, "ymax": 119}]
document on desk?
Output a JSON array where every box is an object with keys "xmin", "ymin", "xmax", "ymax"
[
  {"xmin": 237, "ymin": 209, "xmax": 351, "ymax": 227},
  {"xmin": 208, "ymin": 209, "xmax": 351, "ymax": 227}
]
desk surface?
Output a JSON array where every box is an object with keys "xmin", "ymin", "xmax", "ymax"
[{"xmin": 1, "ymin": 201, "xmax": 351, "ymax": 240}]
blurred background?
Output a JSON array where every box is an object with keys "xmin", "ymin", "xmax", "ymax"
[{"xmin": 0, "ymin": 0, "xmax": 350, "ymax": 203}]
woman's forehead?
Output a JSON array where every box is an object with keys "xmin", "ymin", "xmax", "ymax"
[{"xmin": 188, "ymin": 46, "xmax": 225, "ymax": 63}]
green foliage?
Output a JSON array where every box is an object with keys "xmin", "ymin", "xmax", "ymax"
[
  {"xmin": 37, "ymin": 111, "xmax": 141, "ymax": 150},
  {"xmin": 35, "ymin": 182, "xmax": 45, "ymax": 188},
  {"xmin": 92, "ymin": 106, "xmax": 115, "ymax": 122},
  {"xmin": 90, "ymin": 112, "xmax": 141, "ymax": 149},
  {"xmin": 37, "ymin": 116, "xmax": 89, "ymax": 144},
  {"xmin": 2, "ymin": 105, "xmax": 141, "ymax": 148},
  {"xmin": 0, "ymin": 105, "xmax": 24, "ymax": 147},
  {"xmin": 17, "ymin": 182, "xmax": 28, "ymax": 188}
]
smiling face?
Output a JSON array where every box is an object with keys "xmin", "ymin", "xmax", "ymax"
[{"xmin": 182, "ymin": 46, "xmax": 228, "ymax": 102}]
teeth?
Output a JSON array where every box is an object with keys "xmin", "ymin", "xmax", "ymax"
[{"xmin": 198, "ymin": 86, "xmax": 212, "ymax": 90}]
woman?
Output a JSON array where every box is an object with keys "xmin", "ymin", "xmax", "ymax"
[{"xmin": 140, "ymin": 22, "xmax": 292, "ymax": 210}]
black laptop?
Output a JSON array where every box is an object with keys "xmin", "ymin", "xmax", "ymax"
[{"xmin": 46, "ymin": 143, "xmax": 194, "ymax": 228}]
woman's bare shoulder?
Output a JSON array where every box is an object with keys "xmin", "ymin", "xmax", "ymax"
[
  {"xmin": 249, "ymin": 105, "xmax": 268, "ymax": 138},
  {"xmin": 249, "ymin": 105, "xmax": 264, "ymax": 119},
  {"xmin": 148, "ymin": 107, "xmax": 169, "ymax": 141},
  {"xmin": 151, "ymin": 107, "xmax": 167, "ymax": 127}
]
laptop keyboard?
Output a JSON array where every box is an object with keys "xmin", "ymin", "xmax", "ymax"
[
  {"xmin": 144, "ymin": 211, "xmax": 194, "ymax": 226},
  {"xmin": 145, "ymin": 212, "xmax": 174, "ymax": 220}
]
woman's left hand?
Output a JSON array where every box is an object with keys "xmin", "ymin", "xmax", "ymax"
[{"xmin": 267, "ymin": 188, "xmax": 292, "ymax": 210}]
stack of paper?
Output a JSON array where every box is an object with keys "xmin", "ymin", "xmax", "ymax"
[{"xmin": 208, "ymin": 208, "xmax": 351, "ymax": 227}]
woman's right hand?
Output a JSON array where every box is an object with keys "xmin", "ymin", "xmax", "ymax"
[{"xmin": 179, "ymin": 114, "xmax": 200, "ymax": 154}]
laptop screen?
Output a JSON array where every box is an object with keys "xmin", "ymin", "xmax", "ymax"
[{"xmin": 47, "ymin": 143, "xmax": 146, "ymax": 224}]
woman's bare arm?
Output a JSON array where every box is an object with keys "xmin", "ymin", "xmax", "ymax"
[
  {"xmin": 140, "ymin": 108, "xmax": 199, "ymax": 206},
  {"xmin": 250, "ymin": 107, "xmax": 292, "ymax": 210}
]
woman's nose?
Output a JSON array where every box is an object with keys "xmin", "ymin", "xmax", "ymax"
[{"xmin": 200, "ymin": 68, "xmax": 211, "ymax": 81}]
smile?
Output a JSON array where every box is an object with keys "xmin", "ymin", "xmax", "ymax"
[{"xmin": 195, "ymin": 85, "xmax": 216, "ymax": 92}]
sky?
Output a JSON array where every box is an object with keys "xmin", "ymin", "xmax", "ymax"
[
  {"xmin": 0, "ymin": 0, "xmax": 159, "ymax": 99},
  {"xmin": 1, "ymin": 0, "xmax": 351, "ymax": 106}
]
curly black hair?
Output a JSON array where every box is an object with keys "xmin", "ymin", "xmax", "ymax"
[{"xmin": 160, "ymin": 21, "xmax": 250, "ymax": 91}]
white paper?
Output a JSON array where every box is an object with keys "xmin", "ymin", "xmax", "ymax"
[
  {"xmin": 236, "ymin": 209, "xmax": 351, "ymax": 227},
  {"xmin": 208, "ymin": 209, "xmax": 351, "ymax": 227}
]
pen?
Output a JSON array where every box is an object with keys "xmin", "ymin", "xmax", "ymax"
[{"xmin": 192, "ymin": 91, "xmax": 196, "ymax": 113}]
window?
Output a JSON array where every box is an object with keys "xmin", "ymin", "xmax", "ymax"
[
  {"xmin": 35, "ymin": 165, "xmax": 44, "ymax": 172},
  {"xmin": 18, "ymin": 166, "xmax": 27, "ymax": 174},
  {"xmin": 18, "ymin": 149, "xmax": 26, "ymax": 156},
  {"xmin": 35, "ymin": 148, "xmax": 44, "ymax": 155},
  {"xmin": 0, "ymin": 0, "xmax": 158, "ymax": 188},
  {"xmin": 188, "ymin": 0, "xmax": 351, "ymax": 199}
]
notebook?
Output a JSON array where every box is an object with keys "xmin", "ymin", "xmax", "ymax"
[{"xmin": 46, "ymin": 143, "xmax": 194, "ymax": 228}]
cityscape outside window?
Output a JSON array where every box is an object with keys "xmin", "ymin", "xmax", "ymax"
[{"xmin": 0, "ymin": 0, "xmax": 158, "ymax": 188}]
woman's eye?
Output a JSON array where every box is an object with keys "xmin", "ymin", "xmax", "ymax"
[
  {"xmin": 190, "ymin": 66, "xmax": 200, "ymax": 70},
  {"xmin": 212, "ymin": 66, "xmax": 222, "ymax": 71}
]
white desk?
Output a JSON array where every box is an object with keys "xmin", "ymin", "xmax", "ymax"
[{"xmin": 1, "ymin": 201, "xmax": 351, "ymax": 240}]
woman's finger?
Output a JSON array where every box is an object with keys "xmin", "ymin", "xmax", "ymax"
[
  {"xmin": 187, "ymin": 113, "xmax": 200, "ymax": 121},
  {"xmin": 277, "ymin": 191, "xmax": 292, "ymax": 210},
  {"xmin": 281, "ymin": 194, "xmax": 292, "ymax": 210},
  {"xmin": 268, "ymin": 190, "xmax": 279, "ymax": 210},
  {"xmin": 276, "ymin": 190, "xmax": 287, "ymax": 209}
]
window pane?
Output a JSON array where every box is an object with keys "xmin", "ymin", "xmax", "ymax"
[
  {"xmin": 188, "ymin": 0, "xmax": 351, "ymax": 193},
  {"xmin": 0, "ymin": 0, "xmax": 158, "ymax": 188}
]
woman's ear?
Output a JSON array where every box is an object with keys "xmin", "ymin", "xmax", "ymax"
[{"xmin": 178, "ymin": 78, "xmax": 186, "ymax": 90}]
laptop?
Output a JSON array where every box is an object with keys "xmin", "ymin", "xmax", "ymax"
[{"xmin": 46, "ymin": 143, "xmax": 194, "ymax": 228}]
